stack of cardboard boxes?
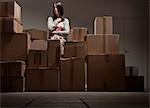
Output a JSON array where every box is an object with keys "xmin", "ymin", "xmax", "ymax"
[
  {"xmin": 125, "ymin": 66, "xmax": 144, "ymax": 91},
  {"xmin": 25, "ymin": 29, "xmax": 60, "ymax": 91},
  {"xmin": 60, "ymin": 27, "xmax": 87, "ymax": 91},
  {"xmin": 0, "ymin": 61, "xmax": 25, "ymax": 92},
  {"xmin": 86, "ymin": 16, "xmax": 125, "ymax": 91},
  {"xmin": 0, "ymin": 1, "xmax": 144, "ymax": 92},
  {"xmin": 25, "ymin": 27, "xmax": 87, "ymax": 91},
  {"xmin": 0, "ymin": 1, "xmax": 30, "ymax": 92}
]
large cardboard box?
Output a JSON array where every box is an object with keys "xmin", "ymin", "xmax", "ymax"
[
  {"xmin": 30, "ymin": 40, "xmax": 47, "ymax": 50},
  {"xmin": 87, "ymin": 54, "xmax": 125, "ymax": 91},
  {"xmin": 1, "ymin": 77, "xmax": 25, "ymax": 92},
  {"xmin": 68, "ymin": 27, "xmax": 87, "ymax": 41},
  {"xmin": 125, "ymin": 76, "xmax": 144, "ymax": 91},
  {"xmin": 94, "ymin": 16, "xmax": 113, "ymax": 34},
  {"xmin": 60, "ymin": 58, "xmax": 85, "ymax": 91},
  {"xmin": 47, "ymin": 40, "xmax": 60, "ymax": 68},
  {"xmin": 0, "ymin": 1, "xmax": 21, "ymax": 22},
  {"xmin": 0, "ymin": 61, "xmax": 25, "ymax": 78},
  {"xmin": 0, "ymin": 33, "xmax": 31, "ymax": 61},
  {"xmin": 27, "ymin": 50, "xmax": 47, "ymax": 68},
  {"xmin": 125, "ymin": 66, "xmax": 138, "ymax": 76},
  {"xmin": 86, "ymin": 34, "xmax": 119, "ymax": 54},
  {"xmin": 25, "ymin": 69, "xmax": 59, "ymax": 91},
  {"xmin": 24, "ymin": 29, "xmax": 47, "ymax": 40},
  {"xmin": 0, "ymin": 18, "xmax": 23, "ymax": 33},
  {"xmin": 64, "ymin": 41, "xmax": 87, "ymax": 58}
]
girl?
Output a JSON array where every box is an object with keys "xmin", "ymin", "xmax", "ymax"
[{"xmin": 47, "ymin": 1, "xmax": 70, "ymax": 56}]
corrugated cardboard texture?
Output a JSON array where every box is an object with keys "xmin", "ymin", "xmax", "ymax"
[
  {"xmin": 25, "ymin": 69, "xmax": 59, "ymax": 91},
  {"xmin": 68, "ymin": 27, "xmax": 87, "ymax": 41},
  {"xmin": 64, "ymin": 41, "xmax": 86, "ymax": 58},
  {"xmin": 27, "ymin": 50, "xmax": 47, "ymax": 69},
  {"xmin": 94, "ymin": 16, "xmax": 113, "ymax": 34},
  {"xmin": 87, "ymin": 55, "xmax": 125, "ymax": 91},
  {"xmin": 30, "ymin": 40, "xmax": 47, "ymax": 50},
  {"xmin": 1, "ymin": 77, "xmax": 25, "ymax": 92},
  {"xmin": 86, "ymin": 34, "xmax": 119, "ymax": 55},
  {"xmin": 0, "ymin": 61, "xmax": 25, "ymax": 77},
  {"xmin": 0, "ymin": 17, "xmax": 23, "ymax": 33},
  {"xmin": 47, "ymin": 40, "xmax": 60, "ymax": 68},
  {"xmin": 60, "ymin": 58, "xmax": 85, "ymax": 91},
  {"xmin": 0, "ymin": 33, "xmax": 31, "ymax": 61},
  {"xmin": 0, "ymin": 1, "xmax": 21, "ymax": 22},
  {"xmin": 24, "ymin": 29, "xmax": 47, "ymax": 40}
]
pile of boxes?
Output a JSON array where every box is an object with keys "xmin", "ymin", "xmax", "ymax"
[
  {"xmin": 25, "ymin": 29, "xmax": 60, "ymax": 91},
  {"xmin": 0, "ymin": 1, "xmax": 144, "ymax": 92},
  {"xmin": 61, "ymin": 27, "xmax": 87, "ymax": 91},
  {"xmin": 125, "ymin": 66, "xmax": 144, "ymax": 91},
  {"xmin": 0, "ymin": 1, "xmax": 87, "ymax": 92},
  {"xmin": 86, "ymin": 16, "xmax": 125, "ymax": 91},
  {"xmin": 0, "ymin": 1, "xmax": 29, "ymax": 92}
]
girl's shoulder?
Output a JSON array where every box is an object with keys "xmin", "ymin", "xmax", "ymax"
[
  {"xmin": 48, "ymin": 16, "xmax": 53, "ymax": 21},
  {"xmin": 64, "ymin": 17, "xmax": 70, "ymax": 22}
]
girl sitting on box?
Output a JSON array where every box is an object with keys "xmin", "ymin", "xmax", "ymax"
[{"xmin": 47, "ymin": 1, "xmax": 70, "ymax": 56}]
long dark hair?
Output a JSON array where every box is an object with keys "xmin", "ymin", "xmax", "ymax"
[{"xmin": 52, "ymin": 1, "xmax": 64, "ymax": 20}]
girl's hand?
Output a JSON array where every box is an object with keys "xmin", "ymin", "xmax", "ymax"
[{"xmin": 57, "ymin": 22, "xmax": 64, "ymax": 28}]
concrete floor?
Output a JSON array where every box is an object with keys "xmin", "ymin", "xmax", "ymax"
[{"xmin": 0, "ymin": 92, "xmax": 149, "ymax": 108}]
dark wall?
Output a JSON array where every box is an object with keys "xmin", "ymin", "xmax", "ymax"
[{"xmin": 15, "ymin": 0, "xmax": 148, "ymax": 89}]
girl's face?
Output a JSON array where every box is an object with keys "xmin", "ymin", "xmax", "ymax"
[{"xmin": 54, "ymin": 7, "xmax": 60, "ymax": 17}]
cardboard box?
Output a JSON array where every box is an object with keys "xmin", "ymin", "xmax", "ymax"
[
  {"xmin": 64, "ymin": 41, "xmax": 87, "ymax": 58},
  {"xmin": 47, "ymin": 40, "xmax": 60, "ymax": 68},
  {"xmin": 68, "ymin": 27, "xmax": 87, "ymax": 41},
  {"xmin": 94, "ymin": 16, "xmax": 113, "ymax": 34},
  {"xmin": 125, "ymin": 66, "xmax": 138, "ymax": 76},
  {"xmin": 125, "ymin": 76, "xmax": 144, "ymax": 91},
  {"xmin": 60, "ymin": 58, "xmax": 85, "ymax": 91},
  {"xmin": 0, "ymin": 1, "xmax": 21, "ymax": 22},
  {"xmin": 24, "ymin": 29, "xmax": 47, "ymax": 40},
  {"xmin": 30, "ymin": 40, "xmax": 47, "ymax": 50},
  {"xmin": 86, "ymin": 34, "xmax": 119, "ymax": 54},
  {"xmin": 27, "ymin": 50, "xmax": 47, "ymax": 68},
  {"xmin": 25, "ymin": 69, "xmax": 59, "ymax": 91},
  {"xmin": 0, "ymin": 17, "xmax": 23, "ymax": 33},
  {"xmin": 1, "ymin": 77, "xmax": 25, "ymax": 92},
  {"xmin": 0, "ymin": 33, "xmax": 31, "ymax": 61},
  {"xmin": 0, "ymin": 61, "xmax": 25, "ymax": 78},
  {"xmin": 87, "ymin": 54, "xmax": 125, "ymax": 91}
]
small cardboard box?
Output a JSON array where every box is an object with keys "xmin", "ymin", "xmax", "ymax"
[
  {"xmin": 25, "ymin": 69, "xmax": 59, "ymax": 91},
  {"xmin": 24, "ymin": 29, "xmax": 47, "ymax": 40},
  {"xmin": 0, "ymin": 17, "xmax": 23, "ymax": 33},
  {"xmin": 125, "ymin": 66, "xmax": 139, "ymax": 76},
  {"xmin": 27, "ymin": 50, "xmax": 47, "ymax": 69},
  {"xmin": 87, "ymin": 54, "xmax": 125, "ymax": 91},
  {"xmin": 86, "ymin": 34, "xmax": 119, "ymax": 55},
  {"xmin": 125, "ymin": 76, "xmax": 144, "ymax": 91},
  {"xmin": 30, "ymin": 40, "xmax": 47, "ymax": 50},
  {"xmin": 0, "ymin": 61, "xmax": 26, "ymax": 78},
  {"xmin": 94, "ymin": 16, "xmax": 113, "ymax": 34},
  {"xmin": 0, "ymin": 1, "xmax": 21, "ymax": 22},
  {"xmin": 1, "ymin": 77, "xmax": 25, "ymax": 92},
  {"xmin": 64, "ymin": 41, "xmax": 86, "ymax": 58},
  {"xmin": 68, "ymin": 27, "xmax": 87, "ymax": 41},
  {"xmin": 47, "ymin": 40, "xmax": 60, "ymax": 68},
  {"xmin": 60, "ymin": 58, "xmax": 85, "ymax": 91},
  {"xmin": 0, "ymin": 33, "xmax": 31, "ymax": 61}
]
